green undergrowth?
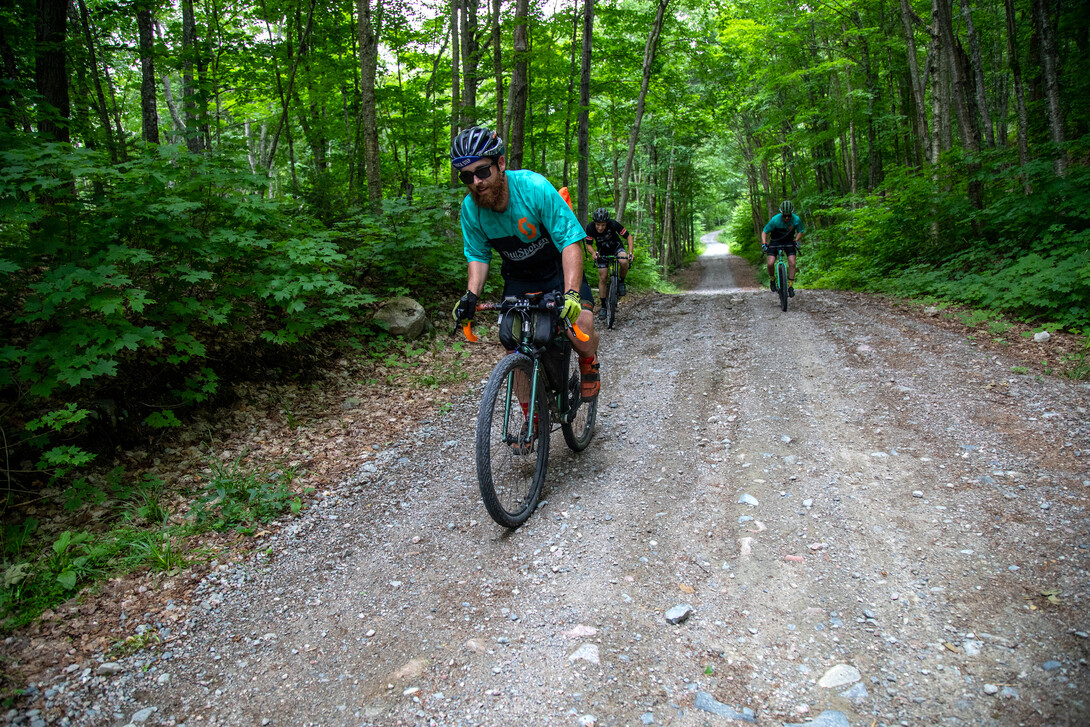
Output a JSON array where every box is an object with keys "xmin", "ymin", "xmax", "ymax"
[{"xmin": 0, "ymin": 453, "xmax": 310, "ymax": 632}]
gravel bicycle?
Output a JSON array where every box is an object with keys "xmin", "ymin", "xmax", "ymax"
[
  {"xmin": 766, "ymin": 244, "xmax": 794, "ymax": 312},
  {"xmin": 462, "ymin": 291, "xmax": 597, "ymax": 527},
  {"xmin": 597, "ymin": 253, "xmax": 631, "ymax": 330}
]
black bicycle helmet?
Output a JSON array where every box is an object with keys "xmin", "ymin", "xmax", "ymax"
[
  {"xmin": 450, "ymin": 126, "xmax": 505, "ymax": 169},
  {"xmin": 779, "ymin": 200, "xmax": 794, "ymax": 217},
  {"xmin": 592, "ymin": 207, "xmax": 609, "ymax": 222}
]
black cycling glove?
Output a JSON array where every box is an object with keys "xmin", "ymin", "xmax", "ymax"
[{"xmin": 452, "ymin": 290, "xmax": 478, "ymax": 323}]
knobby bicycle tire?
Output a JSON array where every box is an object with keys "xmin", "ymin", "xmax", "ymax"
[
  {"xmin": 606, "ymin": 272, "xmax": 619, "ymax": 330},
  {"xmin": 476, "ymin": 353, "xmax": 550, "ymax": 528},
  {"xmin": 561, "ymin": 345, "xmax": 597, "ymax": 452},
  {"xmin": 777, "ymin": 261, "xmax": 789, "ymax": 312}
]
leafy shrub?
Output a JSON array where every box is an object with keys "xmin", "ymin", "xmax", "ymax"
[
  {"xmin": 188, "ymin": 453, "xmax": 303, "ymax": 533},
  {"xmin": 0, "ymin": 139, "xmax": 382, "ymax": 492}
]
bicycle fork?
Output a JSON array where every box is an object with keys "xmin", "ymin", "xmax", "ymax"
[{"xmin": 504, "ymin": 361, "xmax": 543, "ymax": 447}]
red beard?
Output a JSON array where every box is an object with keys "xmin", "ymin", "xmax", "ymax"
[{"xmin": 469, "ymin": 171, "xmax": 508, "ymax": 212}]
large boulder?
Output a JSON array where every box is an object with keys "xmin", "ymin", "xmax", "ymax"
[{"xmin": 373, "ymin": 297, "xmax": 427, "ymax": 339}]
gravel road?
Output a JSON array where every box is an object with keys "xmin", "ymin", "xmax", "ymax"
[{"xmin": 15, "ymin": 233, "xmax": 1090, "ymax": 726}]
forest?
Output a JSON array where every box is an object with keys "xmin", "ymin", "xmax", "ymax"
[{"xmin": 0, "ymin": 0, "xmax": 1087, "ymax": 628}]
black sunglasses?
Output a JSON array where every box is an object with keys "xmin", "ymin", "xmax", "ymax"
[{"xmin": 458, "ymin": 161, "xmax": 494, "ymax": 185}]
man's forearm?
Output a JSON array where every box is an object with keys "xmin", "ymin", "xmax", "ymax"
[
  {"xmin": 562, "ymin": 244, "xmax": 585, "ymax": 293},
  {"xmin": 467, "ymin": 261, "xmax": 489, "ymax": 296}
]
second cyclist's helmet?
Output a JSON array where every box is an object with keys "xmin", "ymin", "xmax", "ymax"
[
  {"xmin": 779, "ymin": 200, "xmax": 794, "ymax": 217},
  {"xmin": 450, "ymin": 126, "xmax": 505, "ymax": 169},
  {"xmin": 593, "ymin": 207, "xmax": 610, "ymax": 223}
]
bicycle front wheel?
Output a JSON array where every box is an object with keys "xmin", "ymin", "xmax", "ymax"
[
  {"xmin": 606, "ymin": 273, "xmax": 618, "ymax": 330},
  {"xmin": 777, "ymin": 262, "xmax": 789, "ymax": 312},
  {"xmin": 476, "ymin": 353, "xmax": 550, "ymax": 528},
  {"xmin": 561, "ymin": 347, "xmax": 597, "ymax": 452}
]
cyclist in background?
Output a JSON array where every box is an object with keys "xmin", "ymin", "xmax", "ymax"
[
  {"xmin": 583, "ymin": 208, "xmax": 634, "ymax": 320},
  {"xmin": 449, "ymin": 126, "xmax": 601, "ymax": 401},
  {"xmin": 761, "ymin": 200, "xmax": 804, "ymax": 297}
]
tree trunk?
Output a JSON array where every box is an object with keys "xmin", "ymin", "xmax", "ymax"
[
  {"xmin": 844, "ymin": 63, "xmax": 858, "ymax": 195},
  {"xmin": 507, "ymin": 0, "xmax": 529, "ymax": 169},
  {"xmin": 35, "ymin": 0, "xmax": 69, "ymax": 143},
  {"xmin": 450, "ymin": 0, "xmax": 461, "ymax": 185},
  {"xmin": 1004, "ymin": 0, "xmax": 1031, "ymax": 191},
  {"xmin": 959, "ymin": 0, "xmax": 994, "ymax": 148},
  {"xmin": 358, "ymin": 0, "xmax": 384, "ymax": 208},
  {"xmin": 137, "ymin": 3, "xmax": 160, "ymax": 144},
  {"xmin": 460, "ymin": 0, "xmax": 478, "ymax": 127},
  {"xmin": 492, "ymin": 0, "xmax": 503, "ymax": 136},
  {"xmin": 1031, "ymin": 0, "xmax": 1065, "ymax": 175},
  {"xmin": 180, "ymin": 0, "xmax": 202, "ymax": 152},
  {"xmin": 75, "ymin": 0, "xmax": 119, "ymax": 161},
  {"xmin": 660, "ymin": 154, "xmax": 674, "ymax": 277},
  {"xmin": 562, "ymin": 0, "xmax": 577, "ymax": 187},
  {"xmin": 575, "ymin": 0, "xmax": 593, "ymax": 221},
  {"xmin": 615, "ymin": 0, "xmax": 669, "ymax": 223},
  {"xmin": 899, "ymin": 0, "xmax": 929, "ymax": 163},
  {"xmin": 854, "ymin": 12, "xmax": 881, "ymax": 188},
  {"xmin": 928, "ymin": 0, "xmax": 950, "ymax": 161},
  {"xmin": 935, "ymin": 0, "xmax": 983, "ymax": 210}
]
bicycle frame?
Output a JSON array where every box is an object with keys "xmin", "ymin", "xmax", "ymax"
[{"xmin": 463, "ymin": 295, "xmax": 590, "ymax": 425}]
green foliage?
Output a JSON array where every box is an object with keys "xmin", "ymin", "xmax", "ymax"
[
  {"xmin": 334, "ymin": 186, "xmax": 466, "ymax": 293},
  {"xmin": 188, "ymin": 453, "xmax": 303, "ymax": 533},
  {"xmin": 797, "ymin": 142, "xmax": 1090, "ymax": 331}
]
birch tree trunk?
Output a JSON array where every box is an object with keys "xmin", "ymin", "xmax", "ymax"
[
  {"xmin": 575, "ymin": 0, "xmax": 593, "ymax": 221},
  {"xmin": 615, "ymin": 0, "xmax": 669, "ymax": 223}
]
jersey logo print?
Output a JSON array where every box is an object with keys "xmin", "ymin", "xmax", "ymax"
[{"xmin": 518, "ymin": 217, "xmax": 537, "ymax": 240}]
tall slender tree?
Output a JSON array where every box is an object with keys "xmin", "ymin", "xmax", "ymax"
[
  {"xmin": 575, "ymin": 0, "xmax": 593, "ymax": 221},
  {"xmin": 136, "ymin": 1, "xmax": 160, "ymax": 145},
  {"xmin": 358, "ymin": 0, "xmax": 384, "ymax": 206},
  {"xmin": 616, "ymin": 0, "xmax": 669, "ymax": 222},
  {"xmin": 507, "ymin": 0, "xmax": 529, "ymax": 169}
]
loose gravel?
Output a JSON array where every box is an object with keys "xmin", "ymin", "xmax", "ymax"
[{"xmin": 8, "ymin": 235, "xmax": 1089, "ymax": 726}]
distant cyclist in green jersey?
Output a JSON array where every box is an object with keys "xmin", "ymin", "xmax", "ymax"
[
  {"xmin": 761, "ymin": 200, "xmax": 804, "ymax": 298},
  {"xmin": 450, "ymin": 126, "xmax": 601, "ymax": 400},
  {"xmin": 583, "ymin": 207, "xmax": 634, "ymax": 320}
]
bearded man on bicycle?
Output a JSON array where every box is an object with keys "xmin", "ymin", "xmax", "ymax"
[
  {"xmin": 583, "ymin": 208, "xmax": 634, "ymax": 320},
  {"xmin": 450, "ymin": 126, "xmax": 600, "ymax": 400},
  {"xmin": 761, "ymin": 200, "xmax": 804, "ymax": 297}
]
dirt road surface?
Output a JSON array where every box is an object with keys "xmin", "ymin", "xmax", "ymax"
[{"xmin": 19, "ymin": 233, "xmax": 1090, "ymax": 726}]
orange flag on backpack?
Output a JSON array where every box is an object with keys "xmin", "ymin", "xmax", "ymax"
[{"xmin": 558, "ymin": 186, "xmax": 573, "ymax": 211}]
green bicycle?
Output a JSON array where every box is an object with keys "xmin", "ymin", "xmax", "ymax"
[
  {"xmin": 462, "ymin": 291, "xmax": 597, "ymax": 528},
  {"xmin": 766, "ymin": 244, "xmax": 796, "ymax": 312}
]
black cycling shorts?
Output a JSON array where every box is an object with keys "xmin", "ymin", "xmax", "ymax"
[
  {"xmin": 765, "ymin": 243, "xmax": 798, "ymax": 257},
  {"xmin": 503, "ymin": 275, "xmax": 595, "ymax": 308}
]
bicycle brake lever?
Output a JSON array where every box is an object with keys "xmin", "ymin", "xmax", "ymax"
[
  {"xmin": 463, "ymin": 321, "xmax": 478, "ymax": 343},
  {"xmin": 570, "ymin": 323, "xmax": 590, "ymax": 343}
]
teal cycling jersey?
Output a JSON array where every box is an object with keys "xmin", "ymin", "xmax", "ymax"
[
  {"xmin": 763, "ymin": 213, "xmax": 804, "ymax": 245},
  {"xmin": 461, "ymin": 170, "xmax": 586, "ymax": 283}
]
